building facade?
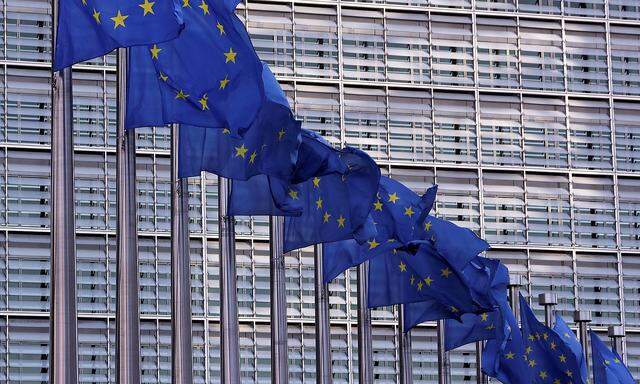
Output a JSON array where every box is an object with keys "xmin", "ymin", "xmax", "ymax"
[{"xmin": 0, "ymin": 0, "xmax": 639, "ymax": 382}]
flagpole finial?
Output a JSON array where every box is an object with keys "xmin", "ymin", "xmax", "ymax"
[
  {"xmin": 607, "ymin": 325, "xmax": 625, "ymax": 338},
  {"xmin": 573, "ymin": 310, "xmax": 592, "ymax": 323},
  {"xmin": 538, "ymin": 293, "xmax": 558, "ymax": 306}
]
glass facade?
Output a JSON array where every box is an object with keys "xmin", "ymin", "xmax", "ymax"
[{"xmin": 0, "ymin": 0, "xmax": 639, "ymax": 382}]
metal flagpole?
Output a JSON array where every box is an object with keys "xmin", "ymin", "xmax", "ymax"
[
  {"xmin": 508, "ymin": 275, "xmax": 523, "ymax": 320},
  {"xmin": 437, "ymin": 320, "xmax": 450, "ymax": 384},
  {"xmin": 398, "ymin": 305, "xmax": 413, "ymax": 384},
  {"xmin": 573, "ymin": 310, "xmax": 591, "ymax": 377},
  {"xmin": 475, "ymin": 342, "xmax": 487, "ymax": 384},
  {"xmin": 538, "ymin": 293, "xmax": 558, "ymax": 327},
  {"xmin": 50, "ymin": 0, "xmax": 78, "ymax": 381},
  {"xmin": 607, "ymin": 325, "xmax": 625, "ymax": 358},
  {"xmin": 357, "ymin": 262, "xmax": 373, "ymax": 384},
  {"xmin": 270, "ymin": 216, "xmax": 289, "ymax": 383},
  {"xmin": 219, "ymin": 176, "xmax": 241, "ymax": 381},
  {"xmin": 115, "ymin": 47, "xmax": 141, "ymax": 384},
  {"xmin": 170, "ymin": 124, "xmax": 194, "ymax": 383},
  {"xmin": 314, "ymin": 245, "xmax": 332, "ymax": 384}
]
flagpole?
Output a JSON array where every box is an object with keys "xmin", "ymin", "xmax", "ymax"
[
  {"xmin": 507, "ymin": 275, "xmax": 522, "ymax": 320},
  {"xmin": 270, "ymin": 215, "xmax": 289, "ymax": 383},
  {"xmin": 607, "ymin": 325, "xmax": 625, "ymax": 357},
  {"xmin": 115, "ymin": 47, "xmax": 141, "ymax": 384},
  {"xmin": 313, "ymin": 245, "xmax": 332, "ymax": 384},
  {"xmin": 398, "ymin": 305, "xmax": 413, "ymax": 384},
  {"xmin": 573, "ymin": 310, "xmax": 591, "ymax": 376},
  {"xmin": 357, "ymin": 262, "xmax": 373, "ymax": 384},
  {"xmin": 538, "ymin": 293, "xmax": 557, "ymax": 327},
  {"xmin": 49, "ymin": 0, "xmax": 78, "ymax": 381},
  {"xmin": 475, "ymin": 342, "xmax": 486, "ymax": 384},
  {"xmin": 170, "ymin": 123, "xmax": 194, "ymax": 383},
  {"xmin": 219, "ymin": 176, "xmax": 241, "ymax": 381},
  {"xmin": 437, "ymin": 320, "xmax": 450, "ymax": 384}
]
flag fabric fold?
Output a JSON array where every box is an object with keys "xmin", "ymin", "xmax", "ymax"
[
  {"xmin": 553, "ymin": 314, "xmax": 588, "ymax": 384},
  {"xmin": 54, "ymin": 0, "xmax": 184, "ymax": 70},
  {"xmin": 590, "ymin": 331, "xmax": 635, "ymax": 384}
]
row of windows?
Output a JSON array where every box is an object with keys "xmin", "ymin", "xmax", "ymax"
[
  {"xmin": 0, "ymin": 230, "xmax": 639, "ymax": 329},
  {"xmin": 0, "ymin": 316, "xmax": 636, "ymax": 383},
  {"xmin": 3, "ymin": 66, "xmax": 640, "ymax": 171}
]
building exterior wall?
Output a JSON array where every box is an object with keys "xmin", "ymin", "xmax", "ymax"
[{"xmin": 0, "ymin": 0, "xmax": 638, "ymax": 382}]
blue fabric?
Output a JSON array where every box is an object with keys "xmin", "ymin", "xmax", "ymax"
[
  {"xmin": 178, "ymin": 63, "xmax": 301, "ymax": 180},
  {"xmin": 554, "ymin": 314, "xmax": 588, "ymax": 384},
  {"xmin": 54, "ymin": 0, "xmax": 183, "ymax": 70},
  {"xmin": 590, "ymin": 331, "xmax": 635, "ymax": 384},
  {"xmin": 519, "ymin": 294, "xmax": 586, "ymax": 384},
  {"xmin": 482, "ymin": 301, "xmax": 532, "ymax": 384},
  {"xmin": 127, "ymin": 2, "xmax": 264, "ymax": 134},
  {"xmin": 321, "ymin": 180, "xmax": 438, "ymax": 283}
]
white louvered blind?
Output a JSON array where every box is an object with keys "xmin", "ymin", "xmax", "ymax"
[
  {"xmin": 482, "ymin": 171, "xmax": 526, "ymax": 245},
  {"xmin": 568, "ymin": 98, "xmax": 612, "ymax": 170},
  {"xmin": 247, "ymin": 2, "xmax": 294, "ymax": 77},
  {"xmin": 610, "ymin": 25, "xmax": 640, "ymax": 95},
  {"xmin": 486, "ymin": 249, "xmax": 529, "ymax": 283},
  {"xmin": 625, "ymin": 333, "xmax": 640, "ymax": 380},
  {"xmin": 476, "ymin": 0, "xmax": 517, "ymax": 12},
  {"xmin": 430, "ymin": 14, "xmax": 474, "ymax": 86},
  {"xmin": 449, "ymin": 342, "xmax": 477, "ymax": 384},
  {"xmin": 432, "ymin": 91, "xmax": 477, "ymax": 164},
  {"xmin": 341, "ymin": 8, "xmax": 385, "ymax": 82},
  {"xmin": 294, "ymin": 5, "xmax": 339, "ymax": 79},
  {"xmin": 371, "ymin": 325, "xmax": 398, "ymax": 382},
  {"xmin": 518, "ymin": 0, "xmax": 562, "ymax": 14},
  {"xmin": 476, "ymin": 17, "xmax": 519, "ymax": 88},
  {"xmin": 519, "ymin": 19, "xmax": 564, "ymax": 91},
  {"xmin": 6, "ymin": 0, "xmax": 51, "ymax": 63},
  {"xmin": 576, "ymin": 252, "xmax": 621, "ymax": 326},
  {"xmin": 343, "ymin": 86, "xmax": 388, "ymax": 160},
  {"xmin": 622, "ymin": 253, "xmax": 640, "ymax": 328},
  {"xmin": 410, "ymin": 326, "xmax": 438, "ymax": 383},
  {"xmin": 522, "ymin": 96, "xmax": 568, "ymax": 168},
  {"xmin": 294, "ymin": 83, "xmax": 341, "ymax": 145},
  {"xmin": 7, "ymin": 149, "xmax": 49, "ymax": 228},
  {"xmin": 73, "ymin": 70, "xmax": 107, "ymax": 148},
  {"xmin": 76, "ymin": 235, "xmax": 109, "ymax": 314},
  {"xmin": 75, "ymin": 152, "xmax": 107, "ymax": 230},
  {"xmin": 8, "ymin": 317, "xmax": 49, "ymax": 382},
  {"xmin": 618, "ymin": 177, "xmax": 640, "ymax": 249},
  {"xmin": 385, "ymin": 11, "xmax": 430, "ymax": 84},
  {"xmin": 609, "ymin": 0, "xmax": 640, "ymax": 20},
  {"xmin": 435, "ymin": 169, "xmax": 480, "ymax": 231},
  {"xmin": 572, "ymin": 175, "xmax": 617, "ymax": 248},
  {"xmin": 614, "ymin": 101, "xmax": 640, "ymax": 171},
  {"xmin": 207, "ymin": 239, "xmax": 220, "ymax": 316},
  {"xmin": 389, "ymin": 167, "xmax": 435, "ymax": 195},
  {"xmin": 565, "ymin": 22, "xmax": 609, "ymax": 93},
  {"xmin": 388, "ymin": 88, "xmax": 433, "ymax": 162},
  {"xmin": 526, "ymin": 173, "xmax": 572, "ymax": 246},
  {"xmin": 78, "ymin": 319, "xmax": 110, "ymax": 383},
  {"xmin": 530, "ymin": 250, "xmax": 575, "ymax": 318},
  {"xmin": 564, "ymin": 0, "xmax": 605, "ymax": 17},
  {"xmin": 6, "ymin": 67, "xmax": 50, "ymax": 145},
  {"xmin": 331, "ymin": 325, "xmax": 350, "ymax": 383},
  {"xmin": 479, "ymin": 93, "xmax": 523, "ymax": 166},
  {"xmin": 7, "ymin": 232, "xmax": 48, "ymax": 311}
]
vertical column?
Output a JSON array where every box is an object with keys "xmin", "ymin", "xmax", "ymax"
[
  {"xmin": 398, "ymin": 305, "xmax": 413, "ymax": 384},
  {"xmin": 508, "ymin": 275, "xmax": 523, "ymax": 320},
  {"xmin": 358, "ymin": 262, "xmax": 373, "ymax": 384},
  {"xmin": 115, "ymin": 48, "xmax": 141, "ymax": 384},
  {"xmin": 171, "ymin": 124, "xmax": 193, "ymax": 383},
  {"xmin": 314, "ymin": 245, "xmax": 332, "ymax": 384},
  {"xmin": 607, "ymin": 326, "xmax": 625, "ymax": 358},
  {"xmin": 437, "ymin": 320, "xmax": 450, "ymax": 384},
  {"xmin": 476, "ymin": 342, "xmax": 487, "ymax": 384},
  {"xmin": 270, "ymin": 215, "xmax": 289, "ymax": 383},
  {"xmin": 538, "ymin": 293, "xmax": 558, "ymax": 327},
  {"xmin": 219, "ymin": 176, "xmax": 241, "ymax": 381},
  {"xmin": 573, "ymin": 310, "xmax": 591, "ymax": 376},
  {"xmin": 49, "ymin": 0, "xmax": 77, "ymax": 381}
]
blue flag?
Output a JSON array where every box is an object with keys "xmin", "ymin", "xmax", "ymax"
[
  {"xmin": 554, "ymin": 314, "xmax": 588, "ymax": 384},
  {"xmin": 127, "ymin": 0, "xmax": 264, "ymax": 134},
  {"xmin": 590, "ymin": 331, "xmax": 635, "ymax": 384},
  {"xmin": 482, "ymin": 301, "xmax": 532, "ymax": 384},
  {"xmin": 519, "ymin": 294, "xmax": 586, "ymax": 384},
  {"xmin": 422, "ymin": 215, "xmax": 490, "ymax": 270},
  {"xmin": 321, "ymin": 179, "xmax": 437, "ymax": 283},
  {"xmin": 178, "ymin": 63, "xmax": 301, "ymax": 181},
  {"xmin": 54, "ymin": 0, "xmax": 184, "ymax": 70}
]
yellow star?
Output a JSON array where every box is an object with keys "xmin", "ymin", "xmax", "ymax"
[
  {"xmin": 613, "ymin": 358, "xmax": 620, "ymax": 363},
  {"xmin": 182, "ymin": 0, "xmax": 191, "ymax": 7},
  {"xmin": 399, "ymin": 262, "xmax": 407, "ymax": 272},
  {"xmin": 553, "ymin": 379, "xmax": 561, "ymax": 384},
  {"xmin": 410, "ymin": 275, "xmax": 415, "ymax": 286},
  {"xmin": 198, "ymin": 94, "xmax": 209, "ymax": 110},
  {"xmin": 81, "ymin": 0, "xmax": 87, "ymax": 5},
  {"xmin": 312, "ymin": 177, "xmax": 321, "ymax": 188},
  {"xmin": 505, "ymin": 352, "xmax": 515, "ymax": 360},
  {"xmin": 288, "ymin": 189, "xmax": 298, "ymax": 200},
  {"xmin": 441, "ymin": 268, "xmax": 451, "ymax": 278},
  {"xmin": 235, "ymin": 144, "xmax": 248, "ymax": 158},
  {"xmin": 550, "ymin": 341, "xmax": 557, "ymax": 350},
  {"xmin": 525, "ymin": 346, "xmax": 533, "ymax": 355},
  {"xmin": 150, "ymin": 44, "xmax": 162, "ymax": 59},
  {"xmin": 249, "ymin": 151, "xmax": 257, "ymax": 164},
  {"xmin": 424, "ymin": 276, "xmax": 433, "ymax": 286},
  {"xmin": 417, "ymin": 281, "xmax": 424, "ymax": 291},
  {"xmin": 219, "ymin": 75, "xmax": 230, "ymax": 90},
  {"xmin": 388, "ymin": 192, "xmax": 399, "ymax": 203},
  {"xmin": 92, "ymin": 8, "xmax": 101, "ymax": 23},
  {"xmin": 539, "ymin": 371, "xmax": 548, "ymax": 379},
  {"xmin": 529, "ymin": 359, "xmax": 536, "ymax": 368},
  {"xmin": 323, "ymin": 212, "xmax": 331, "ymax": 223},
  {"xmin": 175, "ymin": 90, "xmax": 189, "ymax": 100},
  {"xmin": 315, "ymin": 197, "xmax": 323, "ymax": 210},
  {"xmin": 222, "ymin": 128, "xmax": 231, "ymax": 134},
  {"xmin": 139, "ymin": 0, "xmax": 155, "ymax": 15},
  {"xmin": 368, "ymin": 239, "xmax": 379, "ymax": 250},
  {"xmin": 480, "ymin": 312, "xmax": 488, "ymax": 322},
  {"xmin": 558, "ymin": 354, "xmax": 567, "ymax": 363},
  {"xmin": 198, "ymin": 0, "xmax": 209, "ymax": 14},
  {"xmin": 485, "ymin": 324, "xmax": 495, "ymax": 330},
  {"xmin": 565, "ymin": 370, "xmax": 572, "ymax": 378},
  {"xmin": 424, "ymin": 221, "xmax": 432, "ymax": 231},
  {"xmin": 159, "ymin": 72, "xmax": 168, "ymax": 82},
  {"xmin": 404, "ymin": 206, "xmax": 414, "ymax": 217},
  {"xmin": 110, "ymin": 10, "xmax": 129, "ymax": 29},
  {"xmin": 450, "ymin": 306, "xmax": 459, "ymax": 313},
  {"xmin": 604, "ymin": 360, "xmax": 610, "ymax": 365},
  {"xmin": 278, "ymin": 128, "xmax": 286, "ymax": 141},
  {"xmin": 216, "ymin": 21, "xmax": 225, "ymax": 35},
  {"xmin": 563, "ymin": 332, "xmax": 570, "ymax": 338},
  {"xmin": 224, "ymin": 47, "xmax": 237, "ymax": 63},
  {"xmin": 543, "ymin": 332, "xmax": 549, "ymax": 340},
  {"xmin": 337, "ymin": 215, "xmax": 346, "ymax": 228},
  {"xmin": 528, "ymin": 335, "xmax": 536, "ymax": 341},
  {"xmin": 373, "ymin": 200, "xmax": 383, "ymax": 211}
]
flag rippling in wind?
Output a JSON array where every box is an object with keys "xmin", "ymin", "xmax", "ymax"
[
  {"xmin": 178, "ymin": 62, "xmax": 301, "ymax": 181},
  {"xmin": 519, "ymin": 294, "xmax": 586, "ymax": 384},
  {"xmin": 54, "ymin": 0, "xmax": 184, "ymax": 70},
  {"xmin": 127, "ymin": 0, "xmax": 264, "ymax": 134},
  {"xmin": 590, "ymin": 331, "xmax": 635, "ymax": 384},
  {"xmin": 554, "ymin": 314, "xmax": 588, "ymax": 384}
]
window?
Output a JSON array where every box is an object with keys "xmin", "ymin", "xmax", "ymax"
[
  {"xmin": 565, "ymin": 23, "xmax": 609, "ymax": 94},
  {"xmin": 519, "ymin": 0, "xmax": 562, "ymax": 14},
  {"xmin": 618, "ymin": 177, "xmax": 640, "ymax": 249},
  {"xmin": 294, "ymin": 84, "xmax": 341, "ymax": 145},
  {"xmin": 609, "ymin": 0, "xmax": 640, "ymax": 19},
  {"xmin": 564, "ymin": 0, "xmax": 605, "ymax": 17},
  {"xmin": 520, "ymin": 19, "xmax": 564, "ymax": 91},
  {"xmin": 568, "ymin": 98, "xmax": 612, "ymax": 170},
  {"xmin": 476, "ymin": 17, "xmax": 519, "ymax": 88},
  {"xmin": 622, "ymin": 253, "xmax": 640, "ymax": 328},
  {"xmin": 479, "ymin": 93, "xmax": 523, "ymax": 166},
  {"xmin": 341, "ymin": 8, "xmax": 385, "ymax": 82},
  {"xmin": 435, "ymin": 169, "xmax": 481, "ymax": 232},
  {"xmin": 386, "ymin": 11, "xmax": 430, "ymax": 84},
  {"xmin": 610, "ymin": 25, "xmax": 640, "ymax": 95},
  {"xmin": 388, "ymin": 89, "xmax": 433, "ymax": 162},
  {"xmin": 482, "ymin": 171, "xmax": 526, "ymax": 245},
  {"xmin": 343, "ymin": 86, "xmax": 388, "ymax": 160},
  {"xmin": 526, "ymin": 173, "xmax": 572, "ymax": 246},
  {"xmin": 6, "ymin": 67, "xmax": 51, "ymax": 145},
  {"xmin": 294, "ymin": 5, "xmax": 339, "ymax": 79},
  {"xmin": 576, "ymin": 252, "xmax": 621, "ymax": 326},
  {"xmin": 522, "ymin": 96, "xmax": 568, "ymax": 168},
  {"xmin": 572, "ymin": 175, "xmax": 617, "ymax": 248},
  {"xmin": 530, "ymin": 250, "xmax": 575, "ymax": 318},
  {"xmin": 433, "ymin": 91, "xmax": 477, "ymax": 164},
  {"xmin": 430, "ymin": 14, "xmax": 474, "ymax": 86},
  {"xmin": 247, "ymin": 2, "xmax": 294, "ymax": 76}
]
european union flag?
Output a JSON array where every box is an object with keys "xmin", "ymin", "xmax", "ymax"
[
  {"xmin": 321, "ymin": 178, "xmax": 437, "ymax": 283},
  {"xmin": 554, "ymin": 314, "xmax": 588, "ymax": 383},
  {"xmin": 127, "ymin": 0, "xmax": 264, "ymax": 134},
  {"xmin": 482, "ymin": 301, "xmax": 532, "ymax": 384},
  {"xmin": 54, "ymin": 0, "xmax": 184, "ymax": 70},
  {"xmin": 519, "ymin": 294, "xmax": 586, "ymax": 384},
  {"xmin": 590, "ymin": 331, "xmax": 635, "ymax": 384},
  {"xmin": 178, "ymin": 62, "xmax": 301, "ymax": 181}
]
